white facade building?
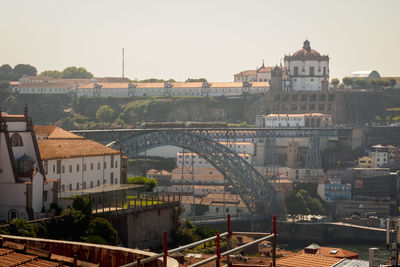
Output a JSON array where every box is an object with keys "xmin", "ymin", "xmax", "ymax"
[
  {"xmin": 283, "ymin": 40, "xmax": 329, "ymax": 91},
  {"xmin": 234, "ymin": 64, "xmax": 273, "ymax": 83},
  {"xmin": 76, "ymin": 81, "xmax": 269, "ymax": 98},
  {"xmin": 368, "ymin": 145, "xmax": 389, "ymax": 167},
  {"xmin": 34, "ymin": 126, "xmax": 122, "ymax": 197},
  {"xmin": 0, "ymin": 108, "xmax": 48, "ymax": 221},
  {"xmin": 262, "ymin": 113, "xmax": 332, "ymax": 128}
]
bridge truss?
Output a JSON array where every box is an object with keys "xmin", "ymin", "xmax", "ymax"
[{"xmin": 116, "ymin": 130, "xmax": 276, "ymax": 215}]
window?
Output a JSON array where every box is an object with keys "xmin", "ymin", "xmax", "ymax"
[
  {"xmin": 53, "ymin": 165, "xmax": 55, "ymax": 173},
  {"xmin": 69, "ymin": 184, "xmax": 72, "ymax": 191},
  {"xmin": 293, "ymin": 67, "xmax": 299, "ymax": 76},
  {"xmin": 62, "ymin": 166, "xmax": 65, "ymax": 173},
  {"xmin": 56, "ymin": 160, "xmax": 61, "ymax": 174},
  {"xmin": 44, "ymin": 161, "xmax": 48, "ymax": 174},
  {"xmin": 226, "ymin": 208, "xmax": 229, "ymax": 213},
  {"xmin": 76, "ymin": 164, "xmax": 79, "ymax": 172},
  {"xmin": 83, "ymin": 182, "xmax": 86, "ymax": 189},
  {"xmin": 11, "ymin": 133, "xmax": 23, "ymax": 147},
  {"xmin": 90, "ymin": 181, "xmax": 93, "ymax": 188},
  {"xmin": 76, "ymin": 183, "xmax": 79, "ymax": 190},
  {"xmin": 115, "ymin": 178, "xmax": 118, "ymax": 185},
  {"xmin": 68, "ymin": 165, "xmax": 72, "ymax": 173},
  {"xmin": 309, "ymin": 66, "xmax": 315, "ymax": 76},
  {"xmin": 97, "ymin": 162, "xmax": 101, "ymax": 170},
  {"xmin": 90, "ymin": 163, "xmax": 93, "ymax": 170},
  {"xmin": 43, "ymin": 191, "xmax": 48, "ymax": 202},
  {"xmin": 97, "ymin": 180, "xmax": 100, "ymax": 186},
  {"xmin": 216, "ymin": 207, "xmax": 219, "ymax": 213},
  {"xmin": 111, "ymin": 155, "xmax": 114, "ymax": 168},
  {"xmin": 115, "ymin": 161, "xmax": 118, "ymax": 168},
  {"xmin": 104, "ymin": 162, "xmax": 107, "ymax": 169}
]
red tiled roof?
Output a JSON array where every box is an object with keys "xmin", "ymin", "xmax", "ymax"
[
  {"xmin": 34, "ymin": 126, "xmax": 83, "ymax": 139},
  {"xmin": 300, "ymin": 246, "xmax": 359, "ymax": 259},
  {"xmin": 37, "ymin": 139, "xmax": 120, "ymax": 160}
]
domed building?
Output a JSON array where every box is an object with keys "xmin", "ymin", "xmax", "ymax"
[{"xmin": 283, "ymin": 40, "xmax": 329, "ymax": 91}]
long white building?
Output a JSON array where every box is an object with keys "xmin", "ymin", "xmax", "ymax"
[
  {"xmin": 14, "ymin": 76, "xmax": 269, "ymax": 98},
  {"xmin": 76, "ymin": 81, "xmax": 269, "ymax": 98},
  {"xmin": 35, "ymin": 126, "xmax": 122, "ymax": 197}
]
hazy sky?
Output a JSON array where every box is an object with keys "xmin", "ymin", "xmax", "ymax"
[{"xmin": 1, "ymin": 0, "xmax": 399, "ymax": 81}]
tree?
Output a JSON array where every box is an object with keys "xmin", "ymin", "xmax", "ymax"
[
  {"xmin": 96, "ymin": 105, "xmax": 114, "ymax": 126},
  {"xmin": 61, "ymin": 66, "xmax": 93, "ymax": 79},
  {"xmin": 370, "ymin": 78, "xmax": 380, "ymax": 89},
  {"xmin": 7, "ymin": 218, "xmax": 36, "ymax": 237},
  {"xmin": 338, "ymin": 83, "xmax": 345, "ymax": 89},
  {"xmin": 0, "ymin": 64, "xmax": 13, "ymax": 80},
  {"xmin": 354, "ymin": 78, "xmax": 367, "ymax": 88},
  {"xmin": 342, "ymin": 77, "xmax": 353, "ymax": 88},
  {"xmin": 0, "ymin": 81, "xmax": 10, "ymax": 101},
  {"xmin": 85, "ymin": 217, "xmax": 118, "ymax": 245},
  {"xmin": 72, "ymin": 195, "xmax": 93, "ymax": 216},
  {"xmin": 379, "ymin": 78, "xmax": 390, "ymax": 88},
  {"xmin": 127, "ymin": 176, "xmax": 157, "ymax": 191},
  {"xmin": 389, "ymin": 78, "xmax": 397, "ymax": 88},
  {"xmin": 186, "ymin": 78, "xmax": 207, "ymax": 83},
  {"xmin": 331, "ymin": 78, "xmax": 339, "ymax": 88},
  {"xmin": 12, "ymin": 64, "xmax": 37, "ymax": 79},
  {"xmin": 40, "ymin": 70, "xmax": 62, "ymax": 78}
]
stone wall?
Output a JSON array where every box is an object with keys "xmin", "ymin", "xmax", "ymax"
[{"xmin": 110, "ymin": 203, "xmax": 179, "ymax": 249}]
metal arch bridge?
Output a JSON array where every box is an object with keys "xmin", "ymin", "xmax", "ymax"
[
  {"xmin": 113, "ymin": 130, "xmax": 276, "ymax": 215},
  {"xmin": 70, "ymin": 127, "xmax": 353, "ymax": 143}
]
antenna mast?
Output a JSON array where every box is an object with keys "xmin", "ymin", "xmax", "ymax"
[{"xmin": 122, "ymin": 48, "xmax": 125, "ymax": 78}]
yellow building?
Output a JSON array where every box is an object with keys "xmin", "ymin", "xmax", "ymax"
[{"xmin": 358, "ymin": 156, "xmax": 374, "ymax": 168}]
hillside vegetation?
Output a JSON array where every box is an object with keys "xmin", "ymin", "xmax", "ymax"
[{"xmin": 2, "ymin": 94, "xmax": 267, "ymax": 128}]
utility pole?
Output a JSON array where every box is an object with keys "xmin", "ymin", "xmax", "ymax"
[{"xmin": 122, "ymin": 48, "xmax": 125, "ymax": 78}]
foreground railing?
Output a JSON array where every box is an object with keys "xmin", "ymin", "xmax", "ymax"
[{"xmin": 121, "ymin": 214, "xmax": 277, "ymax": 267}]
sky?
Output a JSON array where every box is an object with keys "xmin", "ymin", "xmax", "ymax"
[{"xmin": 1, "ymin": 0, "xmax": 399, "ymax": 82}]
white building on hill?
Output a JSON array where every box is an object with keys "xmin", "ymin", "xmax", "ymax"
[
  {"xmin": 283, "ymin": 40, "xmax": 329, "ymax": 91},
  {"xmin": 258, "ymin": 113, "xmax": 332, "ymax": 128}
]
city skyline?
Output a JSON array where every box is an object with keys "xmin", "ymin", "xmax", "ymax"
[{"xmin": 1, "ymin": 0, "xmax": 399, "ymax": 81}]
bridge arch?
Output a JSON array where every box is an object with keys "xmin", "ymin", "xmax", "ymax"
[{"xmin": 117, "ymin": 131, "xmax": 275, "ymax": 215}]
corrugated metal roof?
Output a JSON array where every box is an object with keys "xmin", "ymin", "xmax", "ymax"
[{"xmin": 332, "ymin": 259, "xmax": 369, "ymax": 267}]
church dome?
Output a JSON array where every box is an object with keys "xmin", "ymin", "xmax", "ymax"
[{"xmin": 291, "ymin": 40, "xmax": 323, "ymax": 59}]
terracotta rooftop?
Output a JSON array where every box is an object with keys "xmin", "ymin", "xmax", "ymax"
[
  {"xmin": 171, "ymin": 82, "xmax": 203, "ymax": 88},
  {"xmin": 37, "ymin": 139, "xmax": 120, "ymax": 160},
  {"xmin": 18, "ymin": 81, "xmax": 78, "ymax": 89},
  {"xmin": 234, "ymin": 70, "xmax": 257, "ymax": 77},
  {"xmin": 79, "ymin": 82, "xmax": 130, "ymax": 89},
  {"xmin": 276, "ymin": 253, "xmax": 341, "ymax": 267},
  {"xmin": 300, "ymin": 245, "xmax": 359, "ymax": 259},
  {"xmin": 1, "ymin": 112, "xmax": 25, "ymax": 118},
  {"xmin": 266, "ymin": 113, "xmax": 326, "ymax": 117},
  {"xmin": 147, "ymin": 169, "xmax": 172, "ymax": 176},
  {"xmin": 34, "ymin": 125, "xmax": 83, "ymax": 139}
]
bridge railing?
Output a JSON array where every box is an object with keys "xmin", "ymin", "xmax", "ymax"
[
  {"xmin": 121, "ymin": 214, "xmax": 278, "ymax": 267},
  {"xmin": 92, "ymin": 193, "xmax": 180, "ymax": 214}
]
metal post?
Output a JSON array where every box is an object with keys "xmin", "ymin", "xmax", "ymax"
[
  {"xmin": 227, "ymin": 214, "xmax": 232, "ymax": 266},
  {"xmin": 163, "ymin": 230, "xmax": 168, "ymax": 267},
  {"xmin": 273, "ymin": 214, "xmax": 277, "ymax": 267},
  {"xmin": 216, "ymin": 233, "xmax": 221, "ymax": 267}
]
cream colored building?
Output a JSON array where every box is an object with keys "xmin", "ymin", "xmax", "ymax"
[
  {"xmin": 35, "ymin": 126, "xmax": 122, "ymax": 197},
  {"xmin": 357, "ymin": 156, "xmax": 374, "ymax": 168}
]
